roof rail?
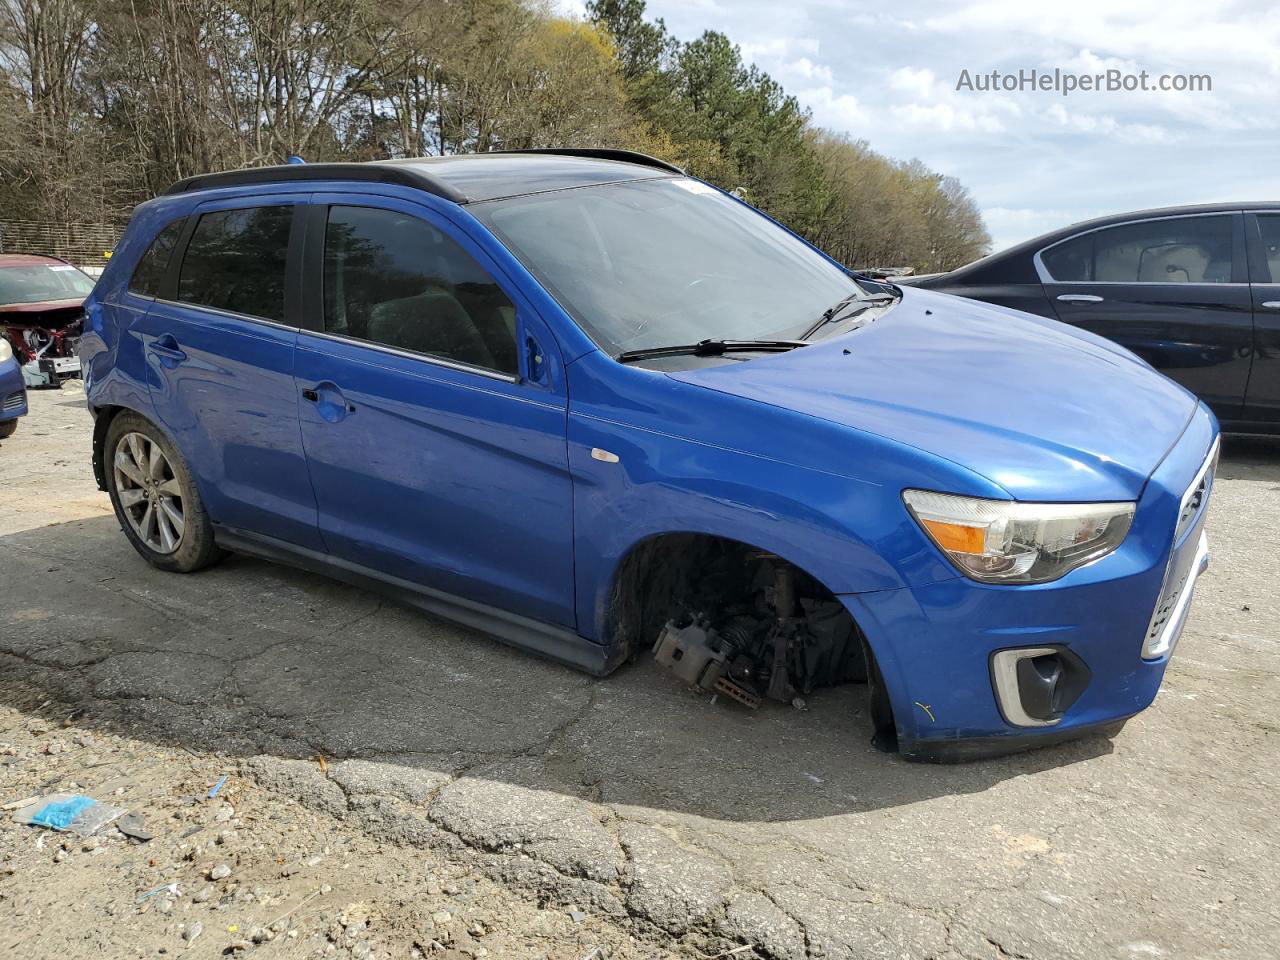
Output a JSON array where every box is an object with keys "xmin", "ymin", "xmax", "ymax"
[
  {"xmin": 162, "ymin": 162, "xmax": 468, "ymax": 203},
  {"xmin": 494, "ymin": 148, "xmax": 685, "ymax": 175}
]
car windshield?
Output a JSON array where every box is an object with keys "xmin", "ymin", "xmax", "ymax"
[
  {"xmin": 472, "ymin": 178, "xmax": 860, "ymax": 355},
  {"xmin": 0, "ymin": 263, "xmax": 95, "ymax": 306}
]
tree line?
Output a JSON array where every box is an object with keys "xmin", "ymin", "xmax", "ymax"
[{"xmin": 0, "ymin": 0, "xmax": 991, "ymax": 272}]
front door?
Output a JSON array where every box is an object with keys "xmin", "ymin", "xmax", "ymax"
[
  {"xmin": 292, "ymin": 196, "xmax": 576, "ymax": 628},
  {"xmin": 1040, "ymin": 212, "xmax": 1254, "ymax": 423},
  {"xmin": 138, "ymin": 196, "xmax": 324, "ymax": 550},
  {"xmin": 1244, "ymin": 212, "xmax": 1280, "ymax": 424}
]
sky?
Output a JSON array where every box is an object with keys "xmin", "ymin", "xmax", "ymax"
[{"xmin": 561, "ymin": 0, "xmax": 1280, "ymax": 251}]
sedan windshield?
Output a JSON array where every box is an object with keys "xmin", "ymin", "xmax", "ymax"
[
  {"xmin": 472, "ymin": 178, "xmax": 861, "ymax": 356},
  {"xmin": 0, "ymin": 263, "xmax": 95, "ymax": 306}
]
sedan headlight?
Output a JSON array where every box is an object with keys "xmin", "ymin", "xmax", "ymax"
[
  {"xmin": 902, "ymin": 489, "xmax": 1135, "ymax": 584},
  {"xmin": 0, "ymin": 337, "xmax": 11, "ymax": 363}
]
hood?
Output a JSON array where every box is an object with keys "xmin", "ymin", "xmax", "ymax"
[{"xmin": 668, "ymin": 288, "xmax": 1197, "ymax": 502}]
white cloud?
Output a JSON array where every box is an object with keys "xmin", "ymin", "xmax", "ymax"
[
  {"xmin": 797, "ymin": 87, "xmax": 868, "ymax": 129},
  {"xmin": 888, "ymin": 66, "xmax": 936, "ymax": 99}
]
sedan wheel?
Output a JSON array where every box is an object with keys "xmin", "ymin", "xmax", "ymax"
[{"xmin": 113, "ymin": 431, "xmax": 186, "ymax": 554}]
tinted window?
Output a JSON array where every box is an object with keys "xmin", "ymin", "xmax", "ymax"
[
  {"xmin": 471, "ymin": 178, "xmax": 859, "ymax": 355},
  {"xmin": 1042, "ymin": 216, "xmax": 1233, "ymax": 284},
  {"xmin": 128, "ymin": 219, "xmax": 185, "ymax": 297},
  {"xmin": 323, "ymin": 206, "xmax": 518, "ymax": 375},
  {"xmin": 1041, "ymin": 234, "xmax": 1093, "ymax": 282},
  {"xmin": 1256, "ymin": 215, "xmax": 1280, "ymax": 282},
  {"xmin": 177, "ymin": 206, "xmax": 293, "ymax": 322}
]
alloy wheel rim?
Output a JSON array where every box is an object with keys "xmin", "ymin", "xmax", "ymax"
[{"xmin": 113, "ymin": 432, "xmax": 185, "ymax": 554}]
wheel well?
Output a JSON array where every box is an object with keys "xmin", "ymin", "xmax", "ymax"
[
  {"xmin": 91, "ymin": 404, "xmax": 124, "ymax": 491},
  {"xmin": 606, "ymin": 532, "xmax": 898, "ymax": 749}
]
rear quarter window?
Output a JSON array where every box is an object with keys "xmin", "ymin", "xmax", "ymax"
[{"xmin": 128, "ymin": 219, "xmax": 186, "ymax": 298}]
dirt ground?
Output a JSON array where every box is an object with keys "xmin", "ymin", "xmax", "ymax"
[{"xmin": 1, "ymin": 385, "xmax": 1278, "ymax": 960}]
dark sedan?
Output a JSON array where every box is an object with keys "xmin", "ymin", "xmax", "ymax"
[{"xmin": 903, "ymin": 203, "xmax": 1280, "ymax": 434}]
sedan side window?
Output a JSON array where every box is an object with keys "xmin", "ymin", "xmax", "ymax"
[
  {"xmin": 1255, "ymin": 215, "xmax": 1280, "ymax": 282},
  {"xmin": 323, "ymin": 206, "xmax": 518, "ymax": 376},
  {"xmin": 177, "ymin": 206, "xmax": 294, "ymax": 322},
  {"xmin": 1042, "ymin": 216, "xmax": 1234, "ymax": 284}
]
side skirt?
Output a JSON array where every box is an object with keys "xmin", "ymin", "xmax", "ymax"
[{"xmin": 213, "ymin": 526, "xmax": 625, "ymax": 678}]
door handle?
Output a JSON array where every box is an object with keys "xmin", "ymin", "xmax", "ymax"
[
  {"xmin": 1261, "ymin": 301, "xmax": 1280, "ymax": 310},
  {"xmin": 1057, "ymin": 294, "xmax": 1104, "ymax": 303},
  {"xmin": 147, "ymin": 334, "xmax": 186, "ymax": 364},
  {"xmin": 303, "ymin": 382, "xmax": 355, "ymax": 422}
]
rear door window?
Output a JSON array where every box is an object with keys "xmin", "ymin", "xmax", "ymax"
[
  {"xmin": 177, "ymin": 206, "xmax": 293, "ymax": 322},
  {"xmin": 128, "ymin": 219, "xmax": 185, "ymax": 298},
  {"xmin": 1254, "ymin": 214, "xmax": 1280, "ymax": 282},
  {"xmin": 322, "ymin": 205, "xmax": 518, "ymax": 375},
  {"xmin": 1042, "ymin": 216, "xmax": 1234, "ymax": 284}
]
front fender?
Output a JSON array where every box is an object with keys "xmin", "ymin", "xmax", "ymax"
[{"xmin": 568, "ymin": 412, "xmax": 959, "ymax": 643}]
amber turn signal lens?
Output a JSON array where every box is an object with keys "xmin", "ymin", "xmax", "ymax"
[{"xmin": 919, "ymin": 518, "xmax": 986, "ymax": 555}]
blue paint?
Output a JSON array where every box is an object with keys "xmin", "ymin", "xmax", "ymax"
[
  {"xmin": 0, "ymin": 349, "xmax": 26, "ymax": 425},
  {"xmin": 81, "ymin": 156, "xmax": 1221, "ymax": 756}
]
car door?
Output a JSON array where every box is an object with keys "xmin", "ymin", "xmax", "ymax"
[
  {"xmin": 1038, "ymin": 212, "xmax": 1254, "ymax": 423},
  {"xmin": 135, "ymin": 195, "xmax": 324, "ymax": 551},
  {"xmin": 1244, "ymin": 212, "xmax": 1280, "ymax": 424},
  {"xmin": 292, "ymin": 195, "xmax": 576, "ymax": 629}
]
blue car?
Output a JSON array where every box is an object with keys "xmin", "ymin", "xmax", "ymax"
[
  {"xmin": 80, "ymin": 150, "xmax": 1219, "ymax": 761},
  {"xmin": 0, "ymin": 333, "xmax": 27, "ymax": 439}
]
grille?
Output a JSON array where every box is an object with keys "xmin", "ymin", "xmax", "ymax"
[
  {"xmin": 1174, "ymin": 444, "xmax": 1217, "ymax": 544},
  {"xmin": 1143, "ymin": 437, "xmax": 1219, "ymax": 657},
  {"xmin": 2, "ymin": 391, "xmax": 24, "ymax": 411}
]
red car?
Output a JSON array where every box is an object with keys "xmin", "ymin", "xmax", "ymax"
[{"xmin": 0, "ymin": 254, "xmax": 96, "ymax": 386}]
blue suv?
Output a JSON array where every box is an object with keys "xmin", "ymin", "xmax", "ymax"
[{"xmin": 81, "ymin": 149, "xmax": 1219, "ymax": 760}]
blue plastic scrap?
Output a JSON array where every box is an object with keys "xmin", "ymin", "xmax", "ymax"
[
  {"xmin": 30, "ymin": 795, "xmax": 95, "ymax": 830},
  {"xmin": 12, "ymin": 792, "xmax": 125, "ymax": 836},
  {"xmin": 207, "ymin": 775, "xmax": 228, "ymax": 799}
]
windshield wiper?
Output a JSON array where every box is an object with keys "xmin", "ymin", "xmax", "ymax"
[
  {"xmin": 799, "ymin": 290, "xmax": 900, "ymax": 341},
  {"xmin": 616, "ymin": 338, "xmax": 808, "ymax": 363}
]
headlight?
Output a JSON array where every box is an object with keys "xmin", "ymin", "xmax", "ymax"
[
  {"xmin": 0, "ymin": 337, "xmax": 11, "ymax": 363},
  {"xmin": 903, "ymin": 489, "xmax": 1135, "ymax": 584}
]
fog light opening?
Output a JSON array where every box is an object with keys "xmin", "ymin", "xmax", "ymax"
[{"xmin": 990, "ymin": 646, "xmax": 1091, "ymax": 728}]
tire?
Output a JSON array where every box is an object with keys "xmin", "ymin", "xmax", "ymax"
[
  {"xmin": 0, "ymin": 419, "xmax": 16, "ymax": 440},
  {"xmin": 104, "ymin": 411, "xmax": 224, "ymax": 573}
]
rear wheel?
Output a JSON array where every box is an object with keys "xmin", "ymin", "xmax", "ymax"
[
  {"xmin": 105, "ymin": 412, "xmax": 223, "ymax": 573},
  {"xmin": 0, "ymin": 419, "xmax": 16, "ymax": 440}
]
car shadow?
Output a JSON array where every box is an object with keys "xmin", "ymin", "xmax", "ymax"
[
  {"xmin": 2, "ymin": 503, "xmax": 1213, "ymax": 826},
  {"xmin": 1218, "ymin": 434, "xmax": 1280, "ymax": 480}
]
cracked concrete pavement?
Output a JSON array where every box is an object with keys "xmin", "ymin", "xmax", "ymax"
[{"xmin": 2, "ymin": 387, "xmax": 1278, "ymax": 959}]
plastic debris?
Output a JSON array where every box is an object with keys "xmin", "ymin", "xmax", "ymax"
[
  {"xmin": 137, "ymin": 882, "xmax": 181, "ymax": 903},
  {"xmin": 12, "ymin": 793, "xmax": 124, "ymax": 836},
  {"xmin": 117, "ymin": 811, "xmax": 155, "ymax": 842},
  {"xmin": 208, "ymin": 775, "xmax": 228, "ymax": 799}
]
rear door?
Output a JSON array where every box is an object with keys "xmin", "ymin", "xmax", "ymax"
[
  {"xmin": 292, "ymin": 194, "xmax": 576, "ymax": 628},
  {"xmin": 136, "ymin": 195, "xmax": 324, "ymax": 550},
  {"xmin": 1039, "ymin": 212, "xmax": 1253, "ymax": 422},
  {"xmin": 1243, "ymin": 212, "xmax": 1280, "ymax": 424}
]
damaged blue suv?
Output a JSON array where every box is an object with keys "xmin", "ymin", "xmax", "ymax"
[{"xmin": 80, "ymin": 150, "xmax": 1219, "ymax": 760}]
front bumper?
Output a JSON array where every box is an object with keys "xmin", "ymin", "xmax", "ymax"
[{"xmin": 846, "ymin": 403, "xmax": 1218, "ymax": 761}]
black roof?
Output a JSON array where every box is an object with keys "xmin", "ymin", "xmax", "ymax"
[
  {"xmin": 1004, "ymin": 201, "xmax": 1280, "ymax": 257},
  {"xmin": 163, "ymin": 149, "xmax": 685, "ymax": 203},
  {"xmin": 931, "ymin": 200, "xmax": 1280, "ymax": 286}
]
